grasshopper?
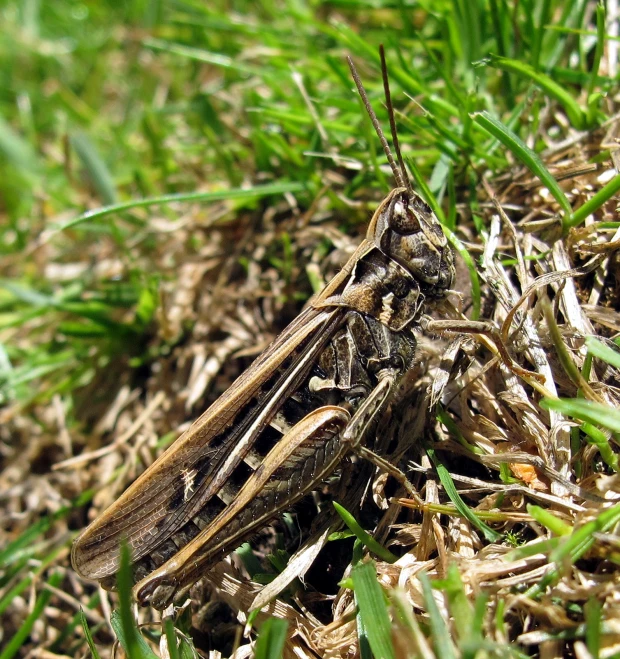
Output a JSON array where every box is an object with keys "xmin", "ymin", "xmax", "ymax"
[{"xmin": 71, "ymin": 48, "xmax": 456, "ymax": 610}]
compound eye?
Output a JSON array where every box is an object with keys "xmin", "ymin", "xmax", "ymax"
[{"xmin": 388, "ymin": 196, "xmax": 420, "ymax": 234}]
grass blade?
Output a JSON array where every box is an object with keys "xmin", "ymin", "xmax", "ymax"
[
  {"xmin": 419, "ymin": 571, "xmax": 456, "ymax": 659},
  {"xmin": 489, "ymin": 54, "xmax": 588, "ymax": 129},
  {"xmin": 527, "ymin": 505, "xmax": 573, "ymax": 536},
  {"xmin": 70, "ymin": 132, "xmax": 118, "ymax": 206},
  {"xmin": 351, "ymin": 561, "xmax": 395, "ymax": 659},
  {"xmin": 585, "ymin": 597, "xmax": 602, "ymax": 659},
  {"xmin": 390, "ymin": 589, "xmax": 435, "ymax": 659},
  {"xmin": 586, "ymin": 336, "xmax": 620, "ymax": 369},
  {"xmin": 0, "ymin": 115, "xmax": 39, "ymax": 172},
  {"xmin": 52, "ymin": 181, "xmax": 306, "ymax": 233},
  {"xmin": 581, "ymin": 422, "xmax": 619, "ymax": 472},
  {"xmin": 587, "ymin": 2, "xmax": 606, "ymax": 99},
  {"xmin": 472, "ymin": 111, "xmax": 573, "ymax": 224},
  {"xmin": 333, "ymin": 501, "xmax": 399, "ymax": 563},
  {"xmin": 111, "ymin": 542, "xmax": 159, "ymax": 659},
  {"xmin": 566, "ymin": 172, "xmax": 620, "ymax": 229},
  {"xmin": 540, "ymin": 397, "xmax": 620, "ymax": 433},
  {"xmin": 524, "ymin": 504, "xmax": 620, "ymax": 598},
  {"xmin": 79, "ymin": 609, "xmax": 102, "ymax": 659},
  {"xmin": 254, "ymin": 617, "xmax": 289, "ymax": 659},
  {"xmin": 426, "ymin": 447, "xmax": 502, "ymax": 542},
  {"xmin": 163, "ymin": 617, "xmax": 181, "ymax": 659},
  {"xmin": 0, "ymin": 491, "xmax": 93, "ymax": 568},
  {"xmin": 0, "ymin": 572, "xmax": 63, "ymax": 659}
]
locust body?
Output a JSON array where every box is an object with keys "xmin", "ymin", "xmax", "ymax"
[{"xmin": 71, "ymin": 56, "xmax": 455, "ymax": 610}]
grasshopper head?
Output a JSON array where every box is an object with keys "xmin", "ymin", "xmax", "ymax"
[
  {"xmin": 368, "ymin": 187, "xmax": 455, "ymax": 298},
  {"xmin": 347, "ymin": 50, "xmax": 455, "ymax": 299}
]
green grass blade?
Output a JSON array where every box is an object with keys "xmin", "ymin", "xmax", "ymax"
[
  {"xmin": 540, "ymin": 397, "xmax": 620, "ymax": 433},
  {"xmin": 552, "ymin": 504, "xmax": 620, "ymax": 565},
  {"xmin": 236, "ymin": 542, "xmax": 265, "ymax": 578},
  {"xmin": 110, "ymin": 611, "xmax": 159, "ymax": 659},
  {"xmin": 356, "ymin": 603, "xmax": 373, "ymax": 659},
  {"xmin": 51, "ymin": 595, "xmax": 103, "ymax": 655},
  {"xmin": 472, "ymin": 111, "xmax": 573, "ymax": 223},
  {"xmin": 566, "ymin": 173, "xmax": 620, "ymax": 229},
  {"xmin": 435, "ymin": 564, "xmax": 473, "ymax": 643},
  {"xmin": 0, "ymin": 541, "xmax": 67, "ymax": 616},
  {"xmin": 0, "ymin": 572, "xmax": 63, "ymax": 659},
  {"xmin": 587, "ymin": 2, "xmax": 606, "ymax": 99},
  {"xmin": 333, "ymin": 501, "xmax": 399, "ymax": 563},
  {"xmin": 542, "ymin": 297, "xmax": 592, "ymax": 393},
  {"xmin": 530, "ymin": 0, "xmax": 552, "ymax": 71},
  {"xmin": 505, "ymin": 537, "xmax": 561, "ymax": 561},
  {"xmin": 406, "ymin": 156, "xmax": 447, "ymax": 225},
  {"xmin": 351, "ymin": 561, "xmax": 395, "ymax": 659},
  {"xmin": 163, "ymin": 617, "xmax": 180, "ymax": 659},
  {"xmin": 390, "ymin": 589, "xmax": 434, "ymax": 659},
  {"xmin": 419, "ymin": 571, "xmax": 456, "ymax": 659},
  {"xmin": 254, "ymin": 617, "xmax": 289, "ymax": 659},
  {"xmin": 144, "ymin": 37, "xmax": 263, "ymax": 76},
  {"xmin": 0, "ymin": 115, "xmax": 39, "ymax": 172},
  {"xmin": 79, "ymin": 609, "xmax": 103, "ymax": 659},
  {"xmin": 426, "ymin": 447, "xmax": 502, "ymax": 542},
  {"xmin": 585, "ymin": 597, "xmax": 602, "ymax": 659},
  {"xmin": 52, "ymin": 181, "xmax": 306, "ymax": 232},
  {"xmin": 524, "ymin": 504, "xmax": 620, "ymax": 598},
  {"xmin": 489, "ymin": 54, "xmax": 588, "ymax": 129},
  {"xmin": 580, "ymin": 422, "xmax": 619, "ymax": 472},
  {"xmin": 111, "ymin": 542, "xmax": 159, "ymax": 659},
  {"xmin": 470, "ymin": 591, "xmax": 489, "ymax": 651},
  {"xmin": 0, "ymin": 491, "xmax": 92, "ymax": 567},
  {"xmin": 527, "ymin": 505, "xmax": 572, "ymax": 536},
  {"xmin": 586, "ymin": 336, "xmax": 620, "ymax": 369},
  {"xmin": 70, "ymin": 132, "xmax": 118, "ymax": 206}
]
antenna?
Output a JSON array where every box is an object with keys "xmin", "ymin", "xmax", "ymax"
[
  {"xmin": 347, "ymin": 51, "xmax": 406, "ymax": 190},
  {"xmin": 379, "ymin": 45, "xmax": 412, "ymax": 195}
]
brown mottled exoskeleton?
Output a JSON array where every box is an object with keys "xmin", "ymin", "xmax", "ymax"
[{"xmin": 72, "ymin": 49, "xmax": 456, "ymax": 610}]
